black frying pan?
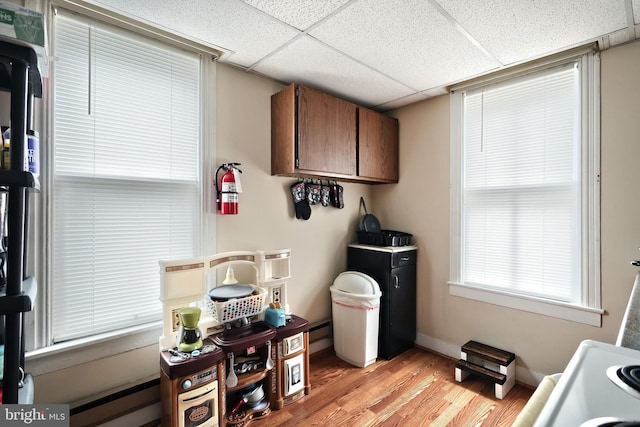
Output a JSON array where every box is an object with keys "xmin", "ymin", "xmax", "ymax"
[{"xmin": 359, "ymin": 197, "xmax": 381, "ymax": 233}]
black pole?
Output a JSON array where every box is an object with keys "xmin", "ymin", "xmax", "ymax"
[{"xmin": 3, "ymin": 58, "xmax": 29, "ymax": 404}]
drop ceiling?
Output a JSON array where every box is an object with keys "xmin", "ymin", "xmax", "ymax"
[{"xmin": 85, "ymin": 0, "xmax": 639, "ymax": 111}]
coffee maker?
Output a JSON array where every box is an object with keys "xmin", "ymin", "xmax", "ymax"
[{"xmin": 176, "ymin": 307, "xmax": 203, "ymax": 352}]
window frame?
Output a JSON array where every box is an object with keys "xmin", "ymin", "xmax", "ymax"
[
  {"xmin": 25, "ymin": 4, "xmax": 218, "ymax": 375},
  {"xmin": 448, "ymin": 46, "xmax": 602, "ymax": 326}
]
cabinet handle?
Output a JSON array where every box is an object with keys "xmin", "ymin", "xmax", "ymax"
[
  {"xmin": 401, "ymin": 257, "xmax": 410, "ymax": 262},
  {"xmin": 394, "ymin": 276, "xmax": 400, "ymax": 289}
]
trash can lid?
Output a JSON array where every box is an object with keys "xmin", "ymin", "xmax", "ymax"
[{"xmin": 331, "ymin": 271, "xmax": 381, "ymax": 296}]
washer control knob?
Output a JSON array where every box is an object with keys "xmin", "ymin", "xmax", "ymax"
[{"xmin": 181, "ymin": 379, "xmax": 192, "ymax": 390}]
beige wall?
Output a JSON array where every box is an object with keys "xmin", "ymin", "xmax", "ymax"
[
  {"xmin": 31, "ymin": 38, "xmax": 640, "ymax": 404},
  {"xmin": 373, "ymin": 39, "xmax": 640, "ymax": 383},
  {"xmin": 33, "ymin": 63, "xmax": 374, "ymax": 404}
]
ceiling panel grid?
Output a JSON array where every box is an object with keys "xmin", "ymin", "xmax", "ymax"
[{"xmin": 84, "ymin": 0, "xmax": 640, "ymax": 109}]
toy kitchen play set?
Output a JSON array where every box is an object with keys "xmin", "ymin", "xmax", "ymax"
[{"xmin": 159, "ymin": 249, "xmax": 310, "ymax": 427}]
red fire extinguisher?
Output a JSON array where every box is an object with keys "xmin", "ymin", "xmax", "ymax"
[{"xmin": 216, "ymin": 163, "xmax": 242, "ymax": 215}]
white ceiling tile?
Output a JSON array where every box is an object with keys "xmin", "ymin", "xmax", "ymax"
[
  {"xmin": 253, "ymin": 35, "xmax": 415, "ymax": 108},
  {"xmin": 437, "ymin": 0, "xmax": 628, "ymax": 65},
  {"xmin": 378, "ymin": 86, "xmax": 449, "ymax": 110},
  {"xmin": 309, "ymin": 0, "xmax": 501, "ymax": 92},
  {"xmin": 421, "ymin": 87, "xmax": 449, "ymax": 97},
  {"xmin": 85, "ymin": 0, "xmax": 300, "ymax": 67},
  {"xmin": 240, "ymin": 0, "xmax": 352, "ymax": 30},
  {"xmin": 376, "ymin": 92, "xmax": 431, "ymax": 111}
]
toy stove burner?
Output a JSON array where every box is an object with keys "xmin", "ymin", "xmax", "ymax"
[
  {"xmin": 607, "ymin": 365, "xmax": 640, "ymax": 400},
  {"xmin": 579, "ymin": 418, "xmax": 640, "ymax": 427}
]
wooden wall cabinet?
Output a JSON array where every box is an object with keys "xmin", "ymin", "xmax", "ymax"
[
  {"xmin": 271, "ymin": 83, "xmax": 398, "ymax": 184},
  {"xmin": 358, "ymin": 107, "xmax": 399, "ymax": 182}
]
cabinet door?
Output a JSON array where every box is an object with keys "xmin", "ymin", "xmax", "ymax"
[
  {"xmin": 271, "ymin": 84, "xmax": 297, "ymax": 176},
  {"xmin": 358, "ymin": 107, "xmax": 399, "ymax": 183},
  {"xmin": 297, "ymin": 85, "xmax": 356, "ymax": 176},
  {"xmin": 386, "ymin": 266, "xmax": 416, "ymax": 359}
]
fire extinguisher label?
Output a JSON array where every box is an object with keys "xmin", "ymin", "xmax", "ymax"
[
  {"xmin": 221, "ymin": 181, "xmax": 236, "ymax": 194},
  {"xmin": 221, "ymin": 192, "xmax": 238, "ymax": 203}
]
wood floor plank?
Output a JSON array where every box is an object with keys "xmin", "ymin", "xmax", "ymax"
[
  {"xmin": 250, "ymin": 347, "xmax": 533, "ymax": 426},
  {"xmin": 433, "ymin": 381, "xmax": 484, "ymax": 426},
  {"xmin": 364, "ymin": 373, "xmax": 438, "ymax": 425}
]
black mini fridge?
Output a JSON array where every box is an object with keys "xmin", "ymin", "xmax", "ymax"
[{"xmin": 347, "ymin": 244, "xmax": 417, "ymax": 360}]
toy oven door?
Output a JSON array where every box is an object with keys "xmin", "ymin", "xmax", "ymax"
[{"xmin": 177, "ymin": 380, "xmax": 218, "ymax": 427}]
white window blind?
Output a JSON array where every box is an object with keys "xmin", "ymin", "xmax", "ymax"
[
  {"xmin": 52, "ymin": 13, "xmax": 201, "ymax": 342},
  {"xmin": 462, "ymin": 64, "xmax": 580, "ymax": 302},
  {"xmin": 450, "ymin": 49, "xmax": 601, "ymax": 325}
]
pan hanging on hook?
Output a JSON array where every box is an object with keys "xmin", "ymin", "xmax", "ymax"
[{"xmin": 359, "ymin": 197, "xmax": 381, "ymax": 233}]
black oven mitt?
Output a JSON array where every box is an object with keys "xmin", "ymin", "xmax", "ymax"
[
  {"xmin": 290, "ymin": 181, "xmax": 311, "ymax": 220},
  {"xmin": 330, "ymin": 183, "xmax": 344, "ymax": 209}
]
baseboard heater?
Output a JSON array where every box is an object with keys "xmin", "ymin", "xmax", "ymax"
[
  {"xmin": 308, "ymin": 319, "xmax": 332, "ymax": 342},
  {"xmin": 70, "ymin": 378, "xmax": 160, "ymax": 427}
]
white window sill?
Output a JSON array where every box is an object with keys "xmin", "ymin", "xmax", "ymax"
[
  {"xmin": 25, "ymin": 322, "xmax": 162, "ymax": 376},
  {"xmin": 448, "ymin": 282, "xmax": 603, "ymax": 327}
]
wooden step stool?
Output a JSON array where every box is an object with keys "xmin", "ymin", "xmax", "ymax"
[{"xmin": 454, "ymin": 340, "xmax": 516, "ymax": 399}]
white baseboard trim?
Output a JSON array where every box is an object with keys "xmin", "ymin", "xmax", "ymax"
[
  {"xmin": 415, "ymin": 333, "xmax": 460, "ymax": 359},
  {"xmin": 415, "ymin": 332, "xmax": 546, "ymax": 387}
]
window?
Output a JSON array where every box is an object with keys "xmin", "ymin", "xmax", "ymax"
[
  {"xmin": 47, "ymin": 11, "xmax": 202, "ymax": 343},
  {"xmin": 449, "ymin": 48, "xmax": 601, "ymax": 326}
]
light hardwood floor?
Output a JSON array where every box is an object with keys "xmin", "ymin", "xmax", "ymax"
[{"xmin": 253, "ymin": 346, "xmax": 534, "ymax": 426}]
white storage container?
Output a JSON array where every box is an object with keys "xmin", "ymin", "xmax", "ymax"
[{"xmin": 330, "ymin": 271, "xmax": 381, "ymax": 367}]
